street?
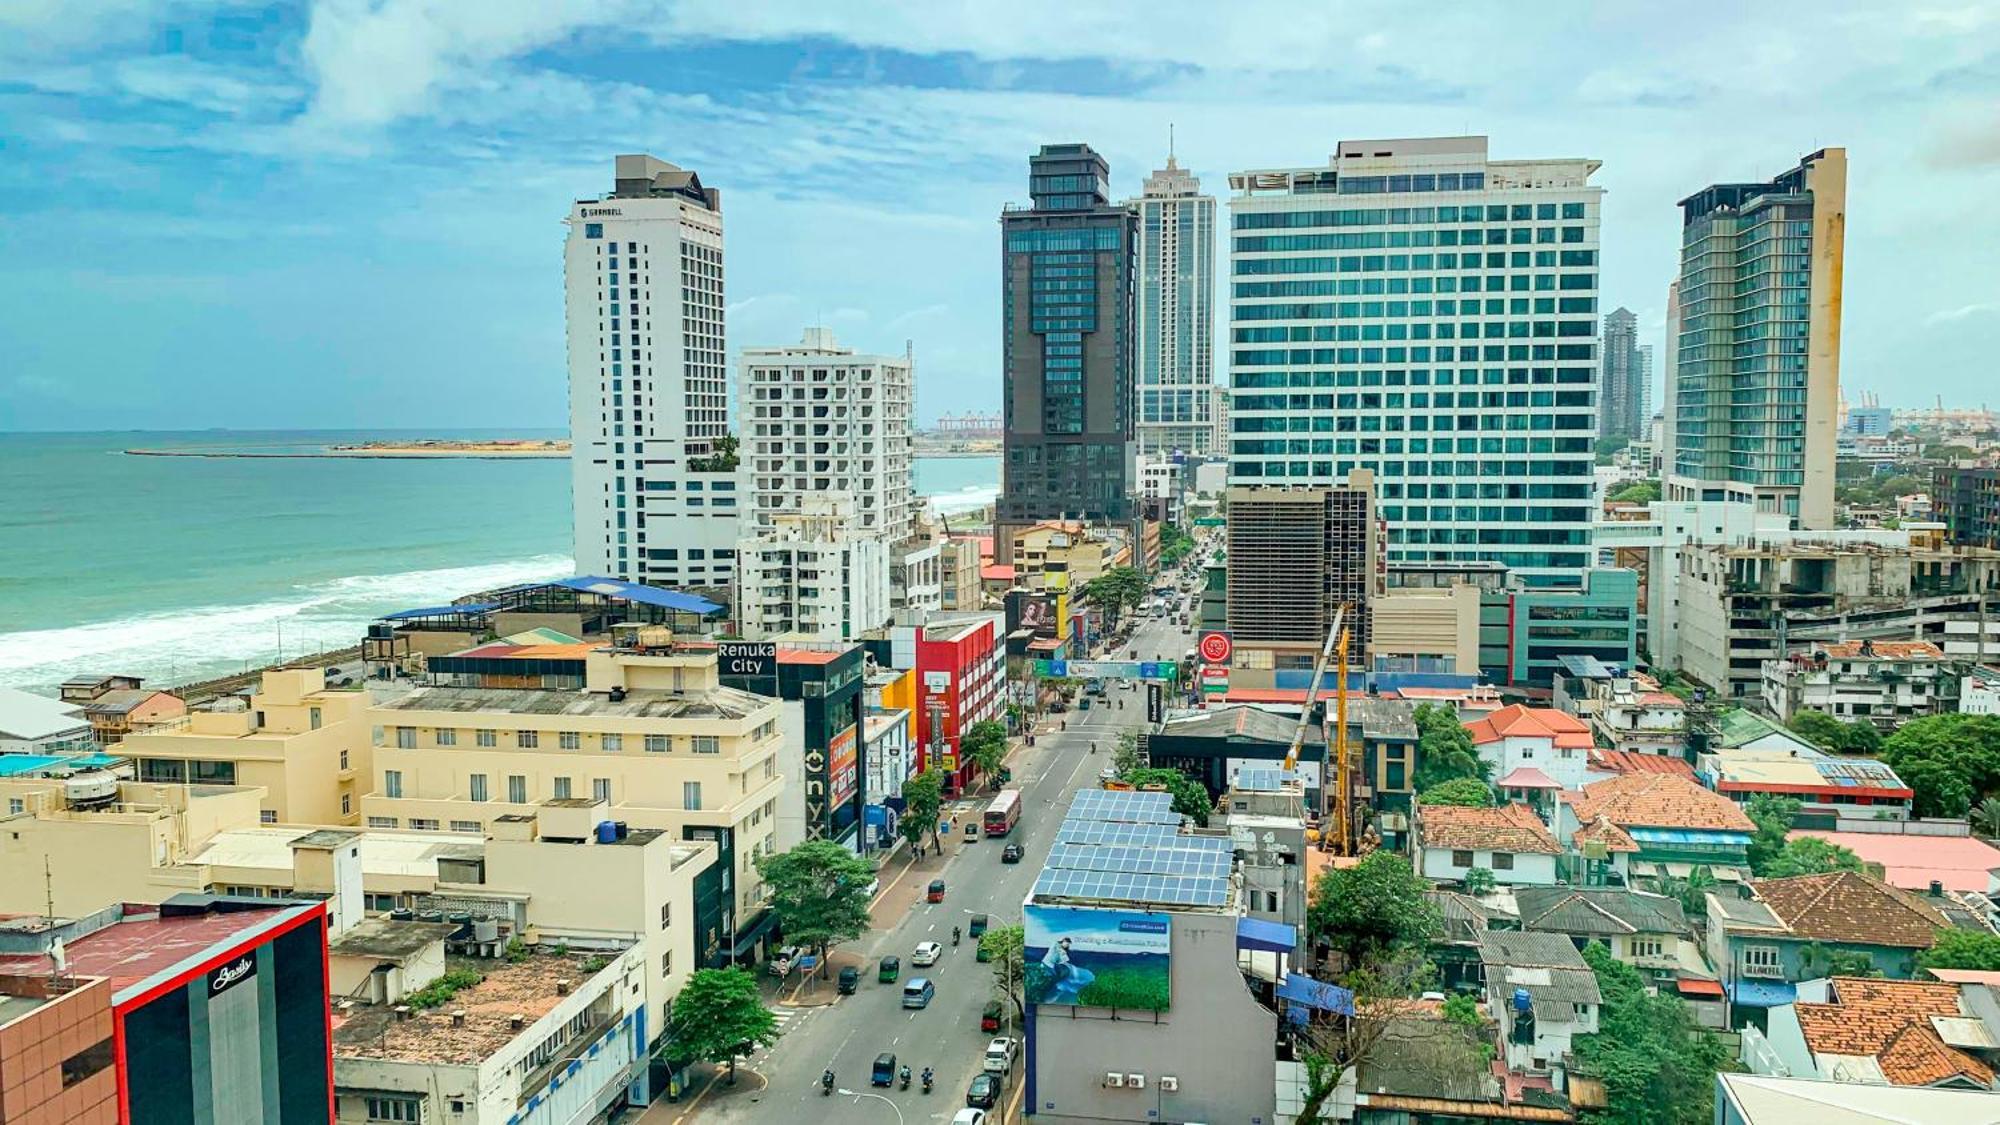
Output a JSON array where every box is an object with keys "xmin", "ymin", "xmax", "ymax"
[{"xmin": 654, "ymin": 607, "xmax": 1197, "ymax": 1125}]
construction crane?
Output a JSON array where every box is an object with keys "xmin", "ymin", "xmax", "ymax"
[{"xmin": 1286, "ymin": 605, "xmax": 1354, "ymax": 855}]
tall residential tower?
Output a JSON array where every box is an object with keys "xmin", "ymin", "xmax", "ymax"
[
  {"xmin": 565, "ymin": 154, "xmax": 742, "ymax": 589},
  {"xmin": 1667, "ymin": 148, "xmax": 1846, "ymax": 530},
  {"xmin": 1131, "ymin": 153, "xmax": 1217, "ymax": 456},
  {"xmin": 998, "ymin": 143, "xmax": 1137, "ymax": 552},
  {"xmin": 1599, "ymin": 307, "xmax": 1644, "ymax": 440},
  {"xmin": 1226, "ymin": 136, "xmax": 1604, "ymax": 584}
]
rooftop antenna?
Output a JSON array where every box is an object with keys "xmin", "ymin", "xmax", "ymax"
[{"xmin": 1169, "ymin": 122, "xmax": 1176, "ymax": 164}]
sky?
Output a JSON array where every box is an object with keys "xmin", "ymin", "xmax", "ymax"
[{"xmin": 2, "ymin": 2, "xmax": 1998, "ymax": 432}]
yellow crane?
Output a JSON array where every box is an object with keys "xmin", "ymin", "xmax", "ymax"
[{"xmin": 1286, "ymin": 605, "xmax": 1353, "ymax": 855}]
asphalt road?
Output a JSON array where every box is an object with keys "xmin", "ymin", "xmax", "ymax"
[{"xmin": 671, "ymin": 608, "xmax": 1199, "ymax": 1125}]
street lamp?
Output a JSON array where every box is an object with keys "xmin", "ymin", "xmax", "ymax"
[{"xmin": 836, "ymin": 1089, "xmax": 906, "ymax": 1125}]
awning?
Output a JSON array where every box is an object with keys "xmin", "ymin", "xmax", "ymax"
[
  {"xmin": 379, "ymin": 601, "xmax": 500, "ymax": 621},
  {"xmin": 1276, "ymin": 972, "xmax": 1355, "ymax": 1016},
  {"xmin": 1677, "ymin": 978, "xmax": 1725, "ymax": 998},
  {"xmin": 553, "ymin": 576, "xmax": 724, "ymax": 615},
  {"xmin": 1236, "ymin": 916, "xmax": 1297, "ymax": 954},
  {"xmin": 1724, "ymin": 979, "xmax": 1796, "ymax": 1008},
  {"xmin": 726, "ymin": 909, "xmax": 780, "ymax": 956}
]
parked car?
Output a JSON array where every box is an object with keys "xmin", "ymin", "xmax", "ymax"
[
  {"xmin": 966, "ymin": 1073, "xmax": 999, "ymax": 1109},
  {"xmin": 952, "ymin": 1111, "xmax": 987, "ymax": 1125},
  {"xmin": 1001, "ymin": 843, "xmax": 1024, "ymax": 864},
  {"xmin": 768, "ymin": 946, "xmax": 801, "ymax": 976},
  {"xmin": 912, "ymin": 941, "xmax": 943, "ymax": 967},
  {"xmin": 980, "ymin": 1000, "xmax": 1004, "ymax": 1032},
  {"xmin": 837, "ymin": 966, "xmax": 860, "ymax": 994},
  {"xmin": 984, "ymin": 1036, "xmax": 1018, "ymax": 1073}
]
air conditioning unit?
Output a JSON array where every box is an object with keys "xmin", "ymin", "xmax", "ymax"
[
  {"xmin": 1103, "ymin": 1073, "xmax": 1125, "ymax": 1088},
  {"xmin": 1127, "ymin": 1074, "xmax": 1146, "ymax": 1089},
  {"xmin": 1158, "ymin": 1076, "xmax": 1180, "ymax": 1092}
]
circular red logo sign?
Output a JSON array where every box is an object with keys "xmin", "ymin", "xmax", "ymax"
[{"xmin": 1198, "ymin": 631, "xmax": 1232, "ymax": 664}]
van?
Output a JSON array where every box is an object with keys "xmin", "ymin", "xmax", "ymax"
[{"xmin": 901, "ymin": 977, "xmax": 935, "ymax": 1009}]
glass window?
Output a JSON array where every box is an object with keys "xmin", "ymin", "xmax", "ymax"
[
  {"xmin": 518, "ymin": 730, "xmax": 539, "ymax": 748},
  {"xmin": 470, "ymin": 774, "xmax": 488, "ymax": 802},
  {"xmin": 603, "ymin": 732, "xmax": 623, "ymax": 752},
  {"xmin": 508, "ymin": 775, "xmax": 528, "ymax": 804},
  {"xmin": 559, "ymin": 731, "xmax": 581, "ymax": 750},
  {"xmin": 436, "ymin": 728, "xmax": 456, "ymax": 747},
  {"xmin": 394, "ymin": 727, "xmax": 415, "ymax": 749},
  {"xmin": 692, "ymin": 736, "xmax": 720, "ymax": 755},
  {"xmin": 594, "ymin": 778, "xmax": 612, "ymax": 803},
  {"xmin": 1451, "ymin": 849, "xmax": 1474, "ymax": 867},
  {"xmin": 553, "ymin": 776, "xmax": 573, "ymax": 799},
  {"xmin": 645, "ymin": 734, "xmax": 670, "ymax": 753},
  {"xmin": 477, "ymin": 729, "xmax": 496, "ymax": 748},
  {"xmin": 384, "ymin": 770, "xmax": 403, "ymax": 799},
  {"xmin": 684, "ymin": 781, "xmax": 703, "ymax": 811}
]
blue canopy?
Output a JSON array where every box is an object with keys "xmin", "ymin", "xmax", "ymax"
[
  {"xmin": 1724, "ymin": 979, "xmax": 1797, "ymax": 1008},
  {"xmin": 1236, "ymin": 916, "xmax": 1298, "ymax": 954},
  {"xmin": 553, "ymin": 576, "xmax": 723, "ymax": 615},
  {"xmin": 1277, "ymin": 972, "xmax": 1354, "ymax": 1016},
  {"xmin": 379, "ymin": 601, "xmax": 500, "ymax": 621}
]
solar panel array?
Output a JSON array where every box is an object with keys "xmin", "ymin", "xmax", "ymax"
[
  {"xmin": 1033, "ymin": 867, "xmax": 1231, "ymax": 908},
  {"xmin": 1234, "ymin": 767, "xmax": 1300, "ymax": 793},
  {"xmin": 1052, "ymin": 819, "xmax": 1185, "ymax": 847},
  {"xmin": 1068, "ymin": 788, "xmax": 1182, "ymax": 824},
  {"xmin": 1046, "ymin": 842, "xmax": 1231, "ymax": 878},
  {"xmin": 1033, "ymin": 787, "xmax": 1233, "ymax": 909}
]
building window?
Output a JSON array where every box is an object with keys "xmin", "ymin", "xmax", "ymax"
[
  {"xmin": 470, "ymin": 773, "xmax": 489, "ymax": 802},
  {"xmin": 692, "ymin": 736, "xmax": 720, "ymax": 754},
  {"xmin": 384, "ymin": 770, "xmax": 403, "ymax": 799},
  {"xmin": 365, "ymin": 1097, "xmax": 423, "ymax": 1123},
  {"xmin": 594, "ymin": 778, "xmax": 612, "ymax": 803},
  {"xmin": 340, "ymin": 749, "xmax": 350, "ymax": 770},
  {"xmin": 451, "ymin": 820, "xmax": 482, "ymax": 833},
  {"xmin": 367, "ymin": 816, "xmax": 399, "ymax": 829},
  {"xmin": 341, "ymin": 794, "xmax": 351, "ymax": 816},
  {"xmin": 309, "ymin": 707, "xmax": 322, "ymax": 730},
  {"xmin": 1741, "ymin": 944, "xmax": 1783, "ymax": 976},
  {"xmin": 1631, "ymin": 938, "xmax": 1663, "ymax": 959},
  {"xmin": 260, "ymin": 810, "xmax": 278, "ymax": 825},
  {"xmin": 60, "ymin": 1039, "xmax": 113, "ymax": 1088},
  {"xmin": 1492, "ymin": 852, "xmax": 1515, "ymax": 870},
  {"xmin": 553, "ymin": 776, "xmax": 573, "ymax": 799},
  {"xmin": 365, "ymin": 893, "xmax": 396, "ymax": 912},
  {"xmin": 645, "ymin": 734, "xmax": 670, "ymax": 753},
  {"xmin": 518, "ymin": 730, "xmax": 540, "ymax": 749},
  {"xmin": 603, "ymin": 733, "xmax": 623, "ymax": 752},
  {"xmin": 7, "ymin": 798, "xmax": 22, "ymax": 815},
  {"xmin": 395, "ymin": 727, "xmax": 416, "ymax": 749},
  {"xmin": 661, "ymin": 950, "xmax": 673, "ymax": 977},
  {"xmin": 559, "ymin": 731, "xmax": 581, "ymax": 750},
  {"xmin": 508, "ymin": 775, "xmax": 528, "ymax": 804},
  {"xmin": 683, "ymin": 781, "xmax": 702, "ymax": 811},
  {"xmin": 437, "ymin": 728, "xmax": 457, "ymax": 747},
  {"xmin": 410, "ymin": 818, "xmax": 440, "ymax": 831},
  {"xmin": 660, "ymin": 902, "xmax": 672, "ymax": 929},
  {"xmin": 477, "ymin": 729, "xmax": 496, "ymax": 748}
]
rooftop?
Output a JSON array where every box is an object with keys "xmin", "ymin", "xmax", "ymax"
[
  {"xmin": 1419, "ymin": 802, "xmax": 1560, "ymax": 855},
  {"xmin": 1562, "ymin": 773, "xmax": 1755, "ymax": 834},
  {"xmin": 1715, "ymin": 708, "xmax": 1821, "ymax": 754},
  {"xmin": 1475, "ymin": 930, "xmax": 1601, "ymax": 1020},
  {"xmin": 376, "ymin": 683, "xmax": 769, "ymax": 721},
  {"xmin": 333, "ymin": 952, "xmax": 615, "ymax": 1065},
  {"xmin": 1030, "ymin": 789, "xmax": 1233, "ymax": 911},
  {"xmin": 1572, "ymin": 816, "xmax": 1640, "ymax": 854},
  {"xmin": 188, "ymin": 826, "xmax": 480, "ymax": 880},
  {"xmin": 1815, "ymin": 640, "xmax": 1947, "ymax": 661},
  {"xmin": 1495, "ymin": 766, "xmax": 1562, "ymax": 790},
  {"xmin": 1587, "ymin": 748, "xmax": 1696, "ymax": 780},
  {"xmin": 1515, "ymin": 887, "xmax": 1690, "ymax": 939},
  {"xmin": 1158, "ymin": 704, "xmax": 1308, "ymax": 745},
  {"xmin": 0, "ymin": 688, "xmax": 89, "ymax": 741},
  {"xmin": 329, "ymin": 918, "xmax": 456, "ymax": 963},
  {"xmin": 1464, "ymin": 704, "xmax": 1593, "ymax": 750},
  {"xmin": 1793, "ymin": 977, "xmax": 1993, "ymax": 1087},
  {"xmin": 1707, "ymin": 749, "xmax": 1910, "ymax": 797},
  {"xmin": 1751, "ymin": 871, "xmax": 1950, "ymax": 950},
  {"xmin": 0, "ymin": 898, "xmax": 318, "ymax": 1004},
  {"xmin": 1715, "ymin": 1073, "xmax": 2000, "ymax": 1125}
]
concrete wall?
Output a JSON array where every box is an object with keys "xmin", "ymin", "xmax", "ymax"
[
  {"xmin": 1418, "ymin": 847, "xmax": 1559, "ymax": 887},
  {"xmin": 1026, "ymin": 908, "xmax": 1275, "ymax": 1124}
]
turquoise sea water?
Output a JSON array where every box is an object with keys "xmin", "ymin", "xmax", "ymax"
[{"xmin": 0, "ymin": 430, "xmax": 997, "ymax": 690}]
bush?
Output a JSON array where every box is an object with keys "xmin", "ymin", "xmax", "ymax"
[{"xmin": 406, "ymin": 967, "xmax": 486, "ymax": 1010}]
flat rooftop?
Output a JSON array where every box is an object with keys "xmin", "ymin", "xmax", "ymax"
[
  {"xmin": 333, "ymin": 952, "xmax": 610, "ymax": 1065},
  {"xmin": 0, "ymin": 901, "xmax": 316, "ymax": 1003},
  {"xmin": 376, "ymin": 684, "xmax": 768, "ymax": 721}
]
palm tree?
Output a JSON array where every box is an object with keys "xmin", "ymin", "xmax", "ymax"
[{"xmin": 1976, "ymin": 797, "xmax": 2000, "ymax": 840}]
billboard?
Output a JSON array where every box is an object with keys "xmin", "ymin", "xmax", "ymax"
[
  {"xmin": 829, "ymin": 724, "xmax": 858, "ymax": 808},
  {"xmin": 717, "ymin": 641, "xmax": 777, "ymax": 679},
  {"xmin": 1023, "ymin": 905, "xmax": 1171, "ymax": 1011}
]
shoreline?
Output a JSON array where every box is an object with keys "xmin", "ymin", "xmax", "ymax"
[{"xmin": 126, "ymin": 447, "xmax": 569, "ymax": 460}]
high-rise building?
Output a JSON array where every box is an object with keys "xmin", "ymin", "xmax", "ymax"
[
  {"xmin": 1225, "ymin": 472, "xmax": 1379, "ymax": 659},
  {"xmin": 1592, "ymin": 306, "xmax": 1640, "ymax": 438},
  {"xmin": 1227, "ymin": 136, "xmax": 1604, "ymax": 584},
  {"xmin": 1131, "ymin": 153, "xmax": 1217, "ymax": 456},
  {"xmin": 998, "ymin": 144, "xmax": 1137, "ymax": 551},
  {"xmin": 741, "ymin": 327, "xmax": 915, "ymax": 540},
  {"xmin": 1667, "ymin": 148, "xmax": 1847, "ymax": 530},
  {"xmin": 734, "ymin": 495, "xmax": 892, "ymax": 640},
  {"xmin": 1636, "ymin": 343, "xmax": 1654, "ymax": 429},
  {"xmin": 1659, "ymin": 280, "xmax": 1682, "ymax": 476},
  {"xmin": 566, "ymin": 154, "xmax": 742, "ymax": 589}
]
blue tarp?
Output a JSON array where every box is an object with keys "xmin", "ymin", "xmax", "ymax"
[
  {"xmin": 1277, "ymin": 972, "xmax": 1355, "ymax": 1016},
  {"xmin": 1628, "ymin": 827, "xmax": 1751, "ymax": 845},
  {"xmin": 554, "ymin": 576, "xmax": 723, "ymax": 615},
  {"xmin": 1235, "ymin": 916, "xmax": 1298, "ymax": 953},
  {"xmin": 1725, "ymin": 979, "xmax": 1797, "ymax": 1008},
  {"xmin": 379, "ymin": 601, "xmax": 501, "ymax": 621}
]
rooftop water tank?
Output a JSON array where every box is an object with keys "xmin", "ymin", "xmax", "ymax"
[
  {"xmin": 63, "ymin": 770, "xmax": 120, "ymax": 807},
  {"xmin": 1512, "ymin": 987, "xmax": 1532, "ymax": 1013},
  {"xmin": 596, "ymin": 821, "xmax": 619, "ymax": 844}
]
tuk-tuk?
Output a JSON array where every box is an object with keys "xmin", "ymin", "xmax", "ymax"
[
  {"xmin": 879, "ymin": 955, "xmax": 901, "ymax": 983},
  {"xmin": 837, "ymin": 966, "xmax": 860, "ymax": 994},
  {"xmin": 871, "ymin": 1052, "xmax": 897, "ymax": 1087},
  {"xmin": 981, "ymin": 1000, "xmax": 1004, "ymax": 1032},
  {"xmin": 927, "ymin": 878, "xmax": 947, "ymax": 903},
  {"xmin": 968, "ymin": 914, "xmax": 990, "ymax": 938},
  {"xmin": 1079, "ymin": 696, "xmax": 1093, "ymax": 711}
]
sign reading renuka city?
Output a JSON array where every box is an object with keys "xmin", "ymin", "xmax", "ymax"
[{"xmin": 717, "ymin": 641, "xmax": 777, "ymax": 679}]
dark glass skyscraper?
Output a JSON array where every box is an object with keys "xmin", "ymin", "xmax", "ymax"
[{"xmin": 998, "ymin": 144, "xmax": 1137, "ymax": 544}]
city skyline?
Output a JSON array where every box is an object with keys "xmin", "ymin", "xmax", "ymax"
[{"xmin": 5, "ymin": 6, "xmax": 1999, "ymax": 432}]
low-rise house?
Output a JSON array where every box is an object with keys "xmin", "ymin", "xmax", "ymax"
[
  {"xmin": 1556, "ymin": 773, "xmax": 1756, "ymax": 883},
  {"xmin": 0, "ymin": 687, "xmax": 93, "ymax": 753},
  {"xmin": 59, "ymin": 674, "xmax": 186, "ymax": 744},
  {"xmin": 1464, "ymin": 705, "xmax": 1596, "ymax": 792},
  {"xmin": 1477, "ymin": 931, "xmax": 1602, "ymax": 1092},
  {"xmin": 1425, "ymin": 889, "xmax": 1507, "ymax": 991},
  {"xmin": 1566, "ymin": 816, "xmax": 1640, "ymax": 888},
  {"xmin": 1713, "ymin": 708, "xmax": 1820, "ymax": 757},
  {"xmin": 1789, "ymin": 829, "xmax": 2000, "ymax": 895},
  {"xmin": 1761, "ymin": 641, "xmax": 1955, "ymax": 729},
  {"xmin": 1415, "ymin": 803, "xmax": 1562, "ymax": 888},
  {"xmin": 1759, "ymin": 977, "xmax": 1998, "ymax": 1090},
  {"xmin": 1552, "ymin": 657, "xmax": 1687, "ymax": 756},
  {"xmin": 1583, "ymin": 747, "xmax": 1696, "ymax": 785},
  {"xmin": 1514, "ymin": 887, "xmax": 1705, "ymax": 989},
  {"xmin": 1343, "ymin": 999, "xmax": 1577, "ymax": 1123},
  {"xmin": 1698, "ymin": 744, "xmax": 1912, "ymax": 821}
]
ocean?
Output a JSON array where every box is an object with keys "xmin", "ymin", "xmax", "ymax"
[{"xmin": 0, "ymin": 430, "xmax": 998, "ymax": 692}]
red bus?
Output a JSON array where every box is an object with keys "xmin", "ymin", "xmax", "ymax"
[{"xmin": 982, "ymin": 789, "xmax": 1022, "ymax": 837}]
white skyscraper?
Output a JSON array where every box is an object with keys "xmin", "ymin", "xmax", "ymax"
[
  {"xmin": 1131, "ymin": 154, "xmax": 1217, "ymax": 456},
  {"xmin": 1226, "ymin": 136, "xmax": 1604, "ymax": 584},
  {"xmin": 565, "ymin": 154, "xmax": 741, "ymax": 589}
]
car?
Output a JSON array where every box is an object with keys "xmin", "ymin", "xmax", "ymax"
[
  {"xmin": 837, "ymin": 966, "xmax": 860, "ymax": 994},
  {"xmin": 983, "ymin": 1036, "xmax": 1018, "ymax": 1073},
  {"xmin": 1001, "ymin": 843, "xmax": 1024, "ymax": 864},
  {"xmin": 966, "ymin": 1073, "xmax": 999, "ymax": 1109},
  {"xmin": 767, "ymin": 946, "xmax": 801, "ymax": 977},
  {"xmin": 952, "ymin": 1111, "xmax": 988, "ymax": 1125},
  {"xmin": 872, "ymin": 1052, "xmax": 898, "ymax": 1087},
  {"xmin": 981, "ymin": 1000, "xmax": 1004, "ymax": 1032},
  {"xmin": 912, "ymin": 941, "xmax": 943, "ymax": 967}
]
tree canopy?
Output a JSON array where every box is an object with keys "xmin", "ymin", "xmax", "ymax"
[
  {"xmin": 1786, "ymin": 709, "xmax": 1883, "ymax": 755},
  {"xmin": 900, "ymin": 769, "xmax": 945, "ymax": 851},
  {"xmin": 1308, "ymin": 850, "xmax": 1438, "ymax": 968},
  {"xmin": 1412, "ymin": 702, "xmax": 1490, "ymax": 790},
  {"xmin": 1160, "ymin": 522, "xmax": 1196, "ymax": 565},
  {"xmin": 1123, "ymin": 766, "xmax": 1213, "ymax": 827},
  {"xmin": 1760, "ymin": 836, "xmax": 1864, "ymax": 879},
  {"xmin": 980, "ymin": 923, "xmax": 1027, "ymax": 1024},
  {"xmin": 962, "ymin": 719, "xmax": 1010, "ymax": 787},
  {"xmin": 1607, "ymin": 479, "xmax": 1660, "ymax": 504},
  {"xmin": 1079, "ymin": 566, "xmax": 1147, "ymax": 613},
  {"xmin": 1573, "ymin": 942, "xmax": 1730, "ymax": 1125},
  {"xmin": 1744, "ymin": 795, "xmax": 1800, "ymax": 875},
  {"xmin": 1417, "ymin": 777, "xmax": 1494, "ymax": 808},
  {"xmin": 754, "ymin": 840, "xmax": 876, "ymax": 966},
  {"xmin": 1920, "ymin": 928, "xmax": 2000, "ymax": 971},
  {"xmin": 1879, "ymin": 714, "xmax": 2000, "ymax": 818},
  {"xmin": 669, "ymin": 968, "xmax": 779, "ymax": 1083}
]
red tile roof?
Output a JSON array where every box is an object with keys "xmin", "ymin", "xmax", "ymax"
[
  {"xmin": 1562, "ymin": 773, "xmax": 1755, "ymax": 833},
  {"xmin": 1497, "ymin": 766, "xmax": 1562, "ymax": 790},
  {"xmin": 1636, "ymin": 692, "xmax": 1686, "ymax": 709},
  {"xmin": 1463, "ymin": 704, "xmax": 1594, "ymax": 750},
  {"xmin": 1794, "ymin": 977, "xmax": 1991, "ymax": 1087},
  {"xmin": 1752, "ymin": 871, "xmax": 1949, "ymax": 950},
  {"xmin": 1588, "ymin": 748, "xmax": 1697, "ymax": 779},
  {"xmin": 776, "ymin": 648, "xmax": 841, "ymax": 665},
  {"xmin": 1418, "ymin": 802, "xmax": 1561, "ymax": 855},
  {"xmin": 1573, "ymin": 816, "xmax": 1640, "ymax": 853},
  {"xmin": 980, "ymin": 564, "xmax": 1016, "ymax": 581},
  {"xmin": 1790, "ymin": 830, "xmax": 2000, "ymax": 893}
]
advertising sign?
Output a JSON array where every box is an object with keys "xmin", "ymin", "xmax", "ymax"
[
  {"xmin": 1034, "ymin": 660, "xmax": 1179, "ymax": 681},
  {"xmin": 1197, "ymin": 630, "xmax": 1233, "ymax": 665},
  {"xmin": 207, "ymin": 953, "xmax": 257, "ymax": 998},
  {"xmin": 716, "ymin": 641, "xmax": 777, "ymax": 679},
  {"xmin": 1147, "ymin": 682, "xmax": 1163, "ymax": 723},
  {"xmin": 924, "ymin": 670, "xmax": 952, "ymax": 693},
  {"xmin": 829, "ymin": 724, "xmax": 858, "ymax": 809},
  {"xmin": 1024, "ymin": 905, "xmax": 1171, "ymax": 1011}
]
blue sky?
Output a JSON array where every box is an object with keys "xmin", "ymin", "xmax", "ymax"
[{"xmin": 3, "ymin": 2, "xmax": 1998, "ymax": 431}]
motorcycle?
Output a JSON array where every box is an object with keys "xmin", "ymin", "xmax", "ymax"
[
  {"xmin": 922, "ymin": 1068, "xmax": 934, "ymax": 1094},
  {"xmin": 952, "ymin": 926, "xmax": 962, "ymax": 947},
  {"xmin": 899, "ymin": 1066, "xmax": 911, "ymax": 1091},
  {"xmin": 822, "ymin": 1070, "xmax": 835, "ymax": 1097}
]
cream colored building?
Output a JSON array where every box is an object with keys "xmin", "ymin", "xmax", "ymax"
[
  {"xmin": 116, "ymin": 668, "xmax": 371, "ymax": 825},
  {"xmin": 1371, "ymin": 585, "xmax": 1482, "ymax": 675},
  {"xmin": 0, "ymin": 776, "xmax": 262, "ymax": 916},
  {"xmin": 1010, "ymin": 521, "xmax": 1123, "ymax": 592},
  {"xmin": 360, "ymin": 642, "xmax": 783, "ymax": 940}
]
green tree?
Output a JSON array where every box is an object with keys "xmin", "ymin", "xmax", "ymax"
[
  {"xmin": 1896, "ymin": 756, "xmax": 1976, "ymax": 818},
  {"xmin": 1411, "ymin": 702, "xmax": 1490, "ymax": 790},
  {"xmin": 899, "ymin": 769, "xmax": 945, "ymax": 852},
  {"xmin": 1159, "ymin": 522, "xmax": 1196, "ymax": 565},
  {"xmin": 1924, "ymin": 443, "xmax": 1976, "ymax": 462},
  {"xmin": 1574, "ymin": 942, "xmax": 1731, "ymax": 1125},
  {"xmin": 668, "ymin": 968, "xmax": 780, "ymax": 1084},
  {"xmin": 1079, "ymin": 566, "xmax": 1147, "ymax": 614},
  {"xmin": 1595, "ymin": 435, "xmax": 1632, "ymax": 463},
  {"xmin": 755, "ymin": 840, "xmax": 876, "ymax": 974},
  {"xmin": 1762, "ymin": 837, "xmax": 1865, "ymax": 879},
  {"xmin": 1744, "ymin": 795, "xmax": 1801, "ymax": 875},
  {"xmin": 1112, "ymin": 729, "xmax": 1145, "ymax": 777},
  {"xmin": 1656, "ymin": 865, "xmax": 1718, "ymax": 918},
  {"xmin": 1881, "ymin": 713, "xmax": 2000, "ymax": 817},
  {"xmin": 1797, "ymin": 942, "xmax": 1882, "ymax": 979},
  {"xmin": 962, "ymin": 719, "xmax": 1010, "ymax": 789},
  {"xmin": 1308, "ymin": 851, "xmax": 1439, "ymax": 968},
  {"xmin": 1462, "ymin": 867, "xmax": 1497, "ymax": 896},
  {"xmin": 1123, "ymin": 766, "xmax": 1214, "ymax": 827},
  {"xmin": 1786, "ymin": 709, "xmax": 1882, "ymax": 755},
  {"xmin": 980, "ymin": 923, "xmax": 1027, "ymax": 1025},
  {"xmin": 1975, "ymin": 796, "xmax": 2000, "ymax": 839},
  {"xmin": 1417, "ymin": 777, "xmax": 1494, "ymax": 808},
  {"xmin": 1920, "ymin": 928, "xmax": 2000, "ymax": 971},
  {"xmin": 1607, "ymin": 479, "xmax": 1661, "ymax": 504}
]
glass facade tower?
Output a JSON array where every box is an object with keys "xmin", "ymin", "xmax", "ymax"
[
  {"xmin": 1225, "ymin": 136, "xmax": 1604, "ymax": 585},
  {"xmin": 1132, "ymin": 155, "xmax": 1217, "ymax": 456}
]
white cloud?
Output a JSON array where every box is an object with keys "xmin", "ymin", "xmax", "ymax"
[{"xmin": 1928, "ymin": 301, "xmax": 2000, "ymax": 325}]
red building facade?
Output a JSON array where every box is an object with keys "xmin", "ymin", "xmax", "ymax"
[{"xmin": 913, "ymin": 618, "xmax": 1004, "ymax": 793}]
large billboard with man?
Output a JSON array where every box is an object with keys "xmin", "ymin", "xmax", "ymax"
[{"xmin": 1023, "ymin": 905, "xmax": 1171, "ymax": 1011}]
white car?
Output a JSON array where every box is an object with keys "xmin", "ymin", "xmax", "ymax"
[
  {"xmin": 952, "ymin": 1111, "xmax": 987, "ymax": 1125},
  {"xmin": 983, "ymin": 1035, "xmax": 1018, "ymax": 1073},
  {"xmin": 911, "ymin": 940, "xmax": 943, "ymax": 967}
]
